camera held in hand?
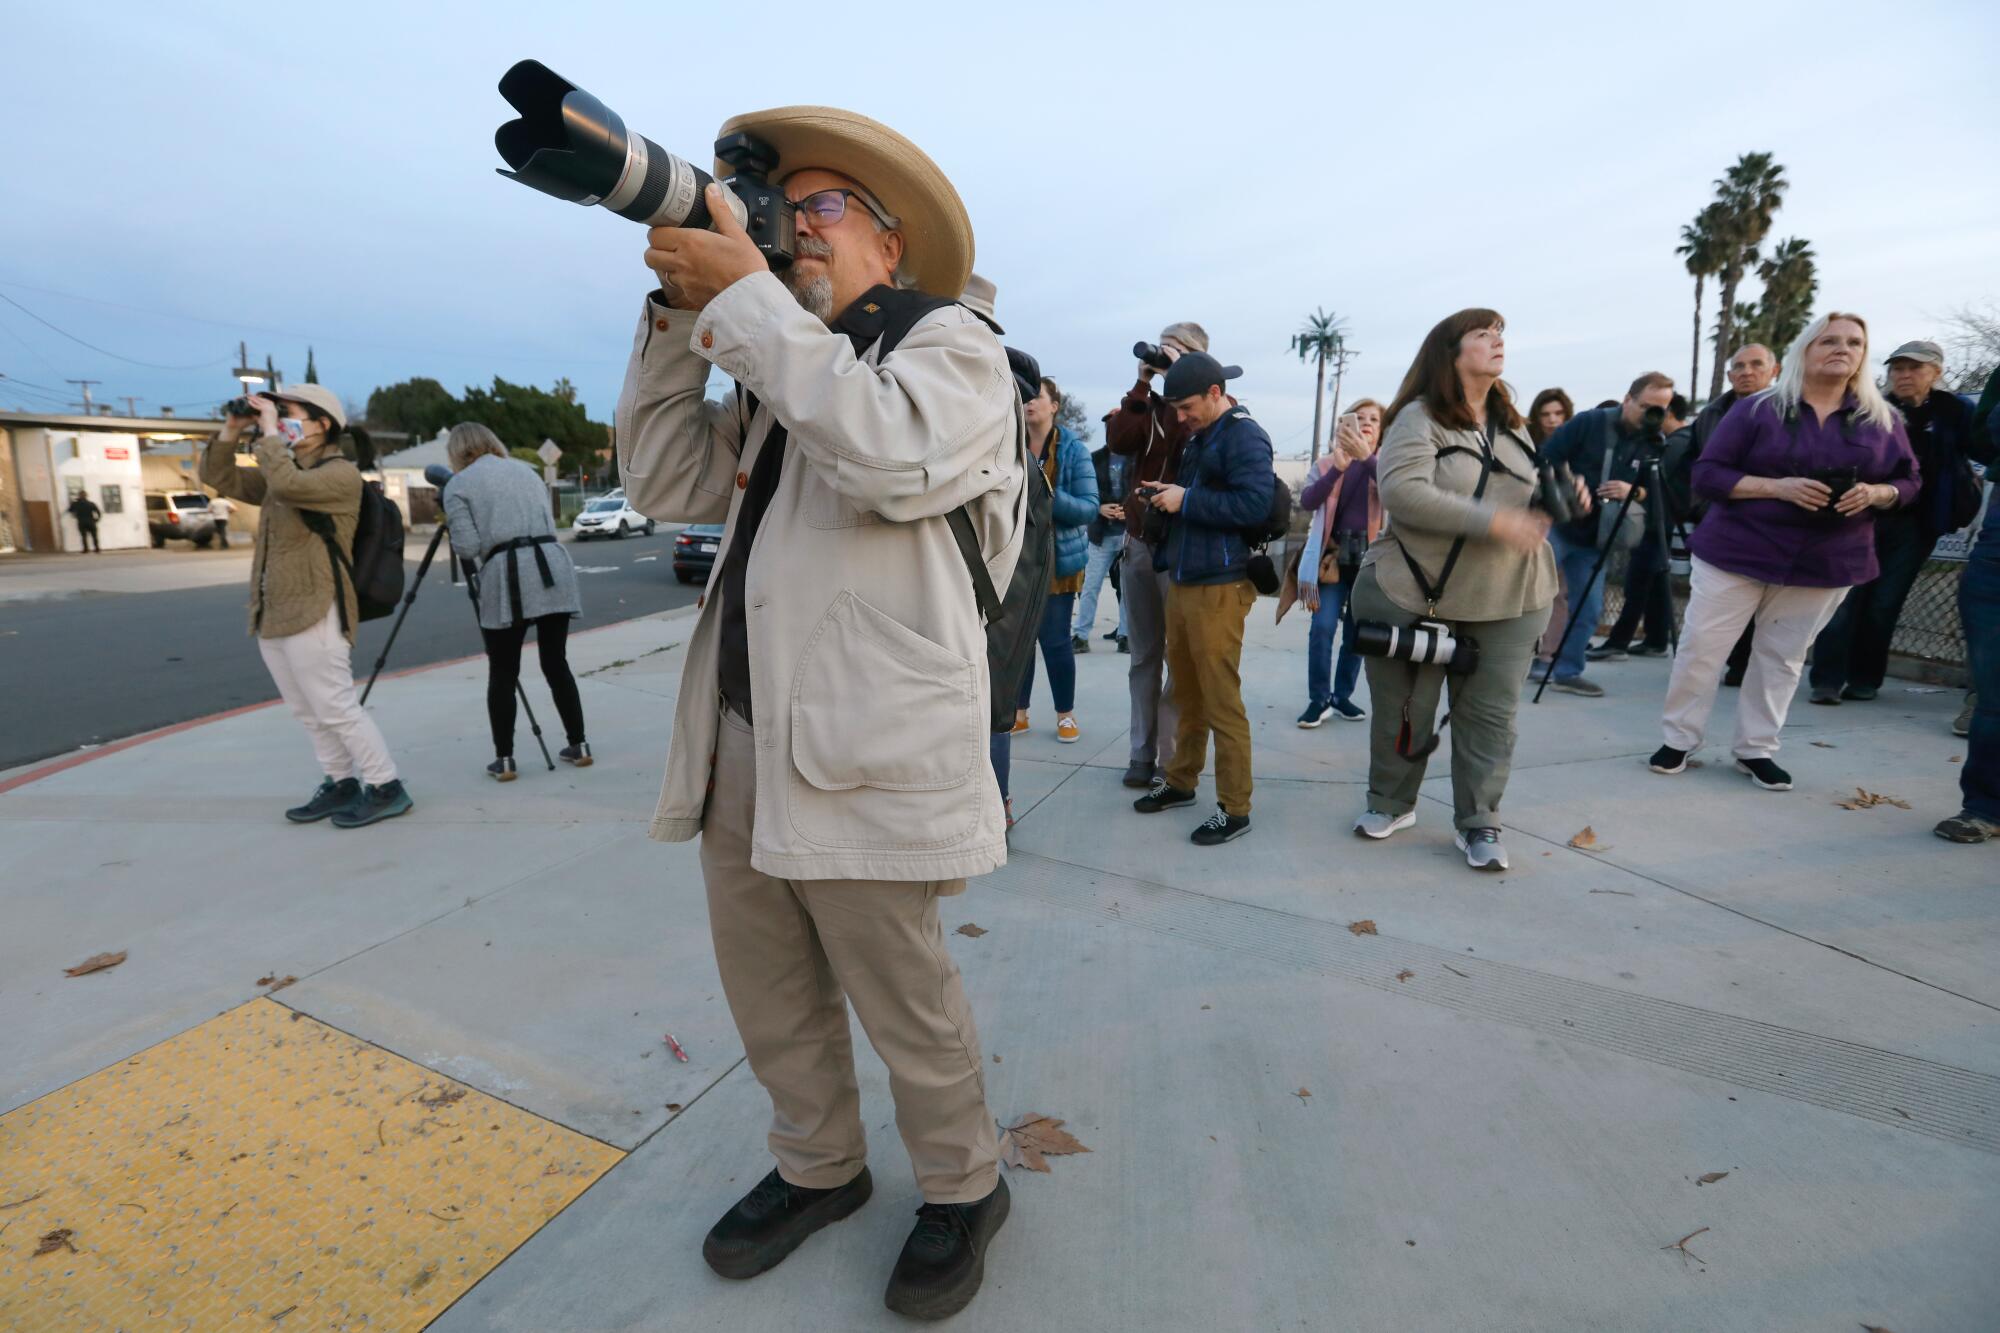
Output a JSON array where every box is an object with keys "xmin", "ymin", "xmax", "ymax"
[
  {"xmin": 1354, "ymin": 618, "xmax": 1481, "ymax": 676},
  {"xmin": 1133, "ymin": 341, "xmax": 1174, "ymax": 372},
  {"xmin": 1534, "ymin": 461, "xmax": 1581, "ymax": 526},
  {"xmin": 1810, "ymin": 466, "xmax": 1859, "ymax": 514}
]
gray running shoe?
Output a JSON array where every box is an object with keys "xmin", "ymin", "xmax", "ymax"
[
  {"xmin": 1353, "ymin": 809, "xmax": 1415, "ymax": 840},
  {"xmin": 1551, "ymin": 676, "xmax": 1605, "ymax": 698},
  {"xmin": 1934, "ymin": 810, "xmax": 2000, "ymax": 844},
  {"xmin": 1455, "ymin": 827, "xmax": 1510, "ymax": 871}
]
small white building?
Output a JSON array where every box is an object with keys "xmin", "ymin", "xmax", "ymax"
[{"xmin": 0, "ymin": 411, "xmax": 223, "ymax": 552}]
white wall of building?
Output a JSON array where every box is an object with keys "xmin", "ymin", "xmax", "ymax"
[{"xmin": 49, "ymin": 431, "xmax": 146, "ymax": 550}]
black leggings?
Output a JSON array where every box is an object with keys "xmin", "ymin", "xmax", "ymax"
[{"xmin": 482, "ymin": 613, "xmax": 586, "ymax": 757}]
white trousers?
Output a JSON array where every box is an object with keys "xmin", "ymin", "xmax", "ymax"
[
  {"xmin": 1661, "ymin": 557, "xmax": 1847, "ymax": 760},
  {"xmin": 258, "ymin": 604, "xmax": 398, "ymax": 785}
]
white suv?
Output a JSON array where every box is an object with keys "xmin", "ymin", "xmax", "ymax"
[{"xmin": 572, "ymin": 496, "xmax": 655, "ymax": 540}]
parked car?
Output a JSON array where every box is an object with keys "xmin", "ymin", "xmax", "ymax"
[
  {"xmin": 672, "ymin": 523, "xmax": 724, "ymax": 584},
  {"xmin": 572, "ymin": 495, "xmax": 655, "ymax": 540},
  {"xmin": 146, "ymin": 492, "xmax": 217, "ymax": 547}
]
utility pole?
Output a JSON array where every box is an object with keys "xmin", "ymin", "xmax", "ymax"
[
  {"xmin": 119, "ymin": 396, "xmax": 139, "ymax": 418},
  {"xmin": 1325, "ymin": 344, "xmax": 1360, "ymax": 445},
  {"xmin": 66, "ymin": 379, "xmax": 101, "ymax": 414}
]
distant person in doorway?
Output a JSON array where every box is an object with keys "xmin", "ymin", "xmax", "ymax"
[{"xmin": 68, "ymin": 491, "xmax": 102, "ymax": 552}]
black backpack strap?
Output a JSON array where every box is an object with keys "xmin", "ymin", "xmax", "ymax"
[
  {"xmin": 948, "ymin": 396, "xmax": 1025, "ymax": 624},
  {"xmin": 296, "ymin": 506, "xmax": 354, "ymax": 635}
]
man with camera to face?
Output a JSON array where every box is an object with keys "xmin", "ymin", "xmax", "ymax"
[
  {"xmin": 1129, "ymin": 352, "xmax": 1275, "ymax": 845},
  {"xmin": 1536, "ymin": 372, "xmax": 1676, "ymax": 697},
  {"xmin": 618, "ymin": 107, "xmax": 1022, "ymax": 1320},
  {"xmin": 1106, "ymin": 322, "xmax": 1208, "ymax": 787}
]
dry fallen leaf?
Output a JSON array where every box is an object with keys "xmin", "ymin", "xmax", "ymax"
[
  {"xmin": 1348, "ymin": 920, "xmax": 1378, "ymax": 936},
  {"xmin": 664, "ymin": 1103, "xmax": 683, "ymax": 1113},
  {"xmin": 998, "ymin": 1114, "xmax": 1091, "ymax": 1173},
  {"xmin": 1395, "ymin": 970, "xmax": 1415, "ymax": 983},
  {"xmin": 1661, "ymin": 1225, "xmax": 1710, "ymax": 1264},
  {"xmin": 954, "ymin": 924, "xmax": 988, "ymax": 938},
  {"xmin": 33, "ymin": 1228, "xmax": 77, "ymax": 1257},
  {"xmin": 257, "ymin": 975, "xmax": 298, "ymax": 993},
  {"xmin": 1696, "ymin": 1171, "xmax": 1729, "ymax": 1186},
  {"xmin": 415, "ymin": 1085, "xmax": 467, "ymax": 1109},
  {"xmin": 1294, "ymin": 1088, "xmax": 1312, "ymax": 1103},
  {"xmin": 1567, "ymin": 826, "xmax": 1598, "ymax": 849},
  {"xmin": 64, "ymin": 951, "xmax": 127, "ymax": 977},
  {"xmin": 1835, "ymin": 789, "xmax": 1911, "ymax": 811},
  {"xmin": 1810, "ymin": 740, "xmax": 1837, "ymax": 749}
]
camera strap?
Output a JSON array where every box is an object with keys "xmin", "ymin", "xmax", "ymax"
[{"xmin": 1390, "ymin": 416, "xmax": 1496, "ymax": 762}]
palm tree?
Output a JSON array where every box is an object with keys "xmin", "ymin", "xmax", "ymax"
[
  {"xmin": 1707, "ymin": 152, "xmax": 1789, "ymax": 398},
  {"xmin": 1289, "ymin": 308, "xmax": 1348, "ymax": 464},
  {"xmin": 1754, "ymin": 237, "xmax": 1818, "ymax": 351},
  {"xmin": 1675, "ymin": 203, "xmax": 1727, "ymax": 396}
]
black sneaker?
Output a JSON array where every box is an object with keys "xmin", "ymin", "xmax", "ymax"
[
  {"xmin": 1629, "ymin": 643, "xmax": 1670, "ymax": 658},
  {"xmin": 1190, "ymin": 805, "xmax": 1251, "ymax": 845},
  {"xmin": 1133, "ymin": 780, "xmax": 1198, "ymax": 813},
  {"xmin": 1934, "ymin": 810, "xmax": 2000, "ymax": 844},
  {"xmin": 883, "ymin": 1176, "xmax": 1010, "ymax": 1321},
  {"xmin": 1115, "ymin": 635, "xmax": 1130, "ymax": 654},
  {"xmin": 1840, "ymin": 685, "xmax": 1878, "ymax": 702},
  {"xmin": 1071, "ymin": 634, "xmax": 1092, "ymax": 654},
  {"xmin": 1721, "ymin": 669, "xmax": 1745, "ymax": 689},
  {"xmin": 560, "ymin": 741, "xmax": 593, "ymax": 767},
  {"xmin": 1585, "ymin": 642, "xmax": 1628, "ymax": 662},
  {"xmin": 703, "ymin": 1167, "xmax": 873, "ymax": 1280},
  {"xmin": 487, "ymin": 756, "xmax": 518, "ymax": 783},
  {"xmin": 329, "ymin": 779, "xmax": 414, "ymax": 828},
  {"xmin": 1735, "ymin": 757, "xmax": 1793, "ymax": 791},
  {"xmin": 285, "ymin": 776, "xmax": 360, "ymax": 824},
  {"xmin": 1330, "ymin": 699, "xmax": 1367, "ymax": 721},
  {"xmin": 1121, "ymin": 760, "xmax": 1158, "ymax": 789},
  {"xmin": 1648, "ymin": 745, "xmax": 1689, "ymax": 775},
  {"xmin": 1296, "ymin": 698, "xmax": 1334, "ymax": 729},
  {"xmin": 1808, "ymin": 687, "xmax": 1842, "ymax": 706},
  {"xmin": 1101, "ymin": 629, "xmax": 1121, "ymax": 641}
]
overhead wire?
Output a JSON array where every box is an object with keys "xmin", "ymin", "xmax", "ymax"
[{"xmin": 0, "ymin": 290, "xmax": 227, "ymax": 371}]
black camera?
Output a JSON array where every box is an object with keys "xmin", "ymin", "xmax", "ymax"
[
  {"xmin": 494, "ymin": 60, "xmax": 796, "ymax": 270},
  {"xmin": 1133, "ymin": 341, "xmax": 1174, "ymax": 372},
  {"xmin": 1811, "ymin": 466, "xmax": 1859, "ymax": 511},
  {"xmin": 1534, "ymin": 461, "xmax": 1581, "ymax": 525},
  {"xmin": 1353, "ymin": 618, "xmax": 1481, "ymax": 676}
]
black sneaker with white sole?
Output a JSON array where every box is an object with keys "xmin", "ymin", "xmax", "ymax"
[
  {"xmin": 1133, "ymin": 780, "xmax": 1198, "ymax": 813},
  {"xmin": 1190, "ymin": 806, "xmax": 1251, "ymax": 845},
  {"xmin": 1736, "ymin": 757, "xmax": 1793, "ymax": 791},
  {"xmin": 1648, "ymin": 745, "xmax": 1688, "ymax": 774},
  {"xmin": 703, "ymin": 1167, "xmax": 873, "ymax": 1280},
  {"xmin": 487, "ymin": 756, "xmax": 518, "ymax": 782},
  {"xmin": 560, "ymin": 741, "xmax": 593, "ymax": 767},
  {"xmin": 1296, "ymin": 698, "xmax": 1334, "ymax": 728}
]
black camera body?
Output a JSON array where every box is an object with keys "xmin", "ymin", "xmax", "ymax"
[
  {"xmin": 495, "ymin": 60, "xmax": 796, "ymax": 270},
  {"xmin": 1133, "ymin": 341, "xmax": 1174, "ymax": 372},
  {"xmin": 1811, "ymin": 466, "xmax": 1860, "ymax": 511},
  {"xmin": 1353, "ymin": 618, "xmax": 1481, "ymax": 676}
]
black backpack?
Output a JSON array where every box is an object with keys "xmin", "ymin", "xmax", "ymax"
[
  {"xmin": 1248, "ymin": 474, "xmax": 1293, "ymax": 547},
  {"xmin": 300, "ymin": 468, "xmax": 406, "ymax": 629}
]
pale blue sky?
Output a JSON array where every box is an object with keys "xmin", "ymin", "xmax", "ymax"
[{"xmin": 3, "ymin": 0, "xmax": 1996, "ymax": 455}]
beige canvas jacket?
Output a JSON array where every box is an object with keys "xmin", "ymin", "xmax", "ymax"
[
  {"xmin": 616, "ymin": 271, "xmax": 1025, "ymax": 882},
  {"xmin": 1361, "ymin": 400, "xmax": 1558, "ymax": 623},
  {"xmin": 201, "ymin": 435, "xmax": 361, "ymax": 641}
]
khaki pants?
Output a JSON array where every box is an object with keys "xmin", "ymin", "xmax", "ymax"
[
  {"xmin": 1163, "ymin": 579, "xmax": 1257, "ymax": 816},
  {"xmin": 700, "ymin": 712, "xmax": 1000, "ymax": 1204},
  {"xmin": 1661, "ymin": 556, "xmax": 1847, "ymax": 760}
]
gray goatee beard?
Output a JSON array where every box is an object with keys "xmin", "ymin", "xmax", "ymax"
[{"xmin": 782, "ymin": 238, "xmax": 836, "ymax": 324}]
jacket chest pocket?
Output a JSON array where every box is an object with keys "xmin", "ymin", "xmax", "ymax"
[
  {"xmin": 804, "ymin": 477, "xmax": 883, "ymax": 530},
  {"xmin": 787, "ymin": 590, "xmax": 981, "ymax": 850}
]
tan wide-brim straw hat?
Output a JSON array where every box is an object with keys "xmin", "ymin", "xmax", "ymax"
[
  {"xmin": 267, "ymin": 382, "xmax": 347, "ymax": 432},
  {"xmin": 714, "ymin": 106, "xmax": 974, "ymax": 299}
]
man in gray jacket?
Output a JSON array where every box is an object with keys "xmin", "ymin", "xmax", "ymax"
[{"xmin": 619, "ymin": 105, "xmax": 1023, "ymax": 1321}]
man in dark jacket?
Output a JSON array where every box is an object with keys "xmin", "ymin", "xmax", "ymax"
[
  {"xmin": 1593, "ymin": 395, "xmax": 1692, "ymax": 659},
  {"xmin": 1936, "ymin": 371, "xmax": 2000, "ymax": 842},
  {"xmin": 1106, "ymin": 320, "xmax": 1207, "ymax": 786},
  {"xmin": 1072, "ymin": 442, "xmax": 1128, "ymax": 653},
  {"xmin": 1539, "ymin": 372, "xmax": 1675, "ymax": 696},
  {"xmin": 1694, "ymin": 344, "xmax": 1780, "ymax": 685},
  {"xmin": 1811, "ymin": 339, "xmax": 1986, "ymax": 702},
  {"xmin": 1130, "ymin": 352, "xmax": 1274, "ymax": 846},
  {"xmin": 67, "ymin": 490, "xmax": 102, "ymax": 552}
]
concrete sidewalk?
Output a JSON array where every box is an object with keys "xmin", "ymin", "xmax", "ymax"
[{"xmin": 2, "ymin": 594, "xmax": 1995, "ymax": 1331}]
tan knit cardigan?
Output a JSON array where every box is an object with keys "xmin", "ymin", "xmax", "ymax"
[{"xmin": 201, "ymin": 435, "xmax": 361, "ymax": 641}]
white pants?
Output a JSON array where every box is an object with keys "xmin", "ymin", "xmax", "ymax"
[
  {"xmin": 1661, "ymin": 557, "xmax": 1847, "ymax": 760},
  {"xmin": 258, "ymin": 604, "xmax": 398, "ymax": 785}
]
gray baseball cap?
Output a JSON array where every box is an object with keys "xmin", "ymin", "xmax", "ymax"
[{"xmin": 1884, "ymin": 339, "xmax": 1944, "ymax": 367}]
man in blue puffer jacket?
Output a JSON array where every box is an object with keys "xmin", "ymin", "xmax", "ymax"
[{"xmin": 1132, "ymin": 352, "xmax": 1276, "ymax": 845}]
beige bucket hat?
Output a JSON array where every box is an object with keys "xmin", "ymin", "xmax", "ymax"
[
  {"xmin": 267, "ymin": 382, "xmax": 347, "ymax": 432},
  {"xmin": 714, "ymin": 106, "xmax": 974, "ymax": 299}
]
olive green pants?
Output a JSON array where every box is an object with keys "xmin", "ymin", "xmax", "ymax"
[{"xmin": 1349, "ymin": 566, "xmax": 1551, "ymax": 831}]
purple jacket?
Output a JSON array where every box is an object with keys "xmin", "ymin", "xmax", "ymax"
[{"xmin": 1689, "ymin": 392, "xmax": 1919, "ymax": 587}]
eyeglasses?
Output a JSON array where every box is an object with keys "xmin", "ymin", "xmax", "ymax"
[{"xmin": 792, "ymin": 188, "xmax": 898, "ymax": 231}]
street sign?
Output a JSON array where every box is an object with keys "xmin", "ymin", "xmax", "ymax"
[{"xmin": 537, "ymin": 439, "xmax": 561, "ymax": 466}]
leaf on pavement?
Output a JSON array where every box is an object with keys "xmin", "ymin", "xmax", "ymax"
[
  {"xmin": 1835, "ymin": 789, "xmax": 1910, "ymax": 811},
  {"xmin": 33, "ymin": 1228, "xmax": 77, "ymax": 1257},
  {"xmin": 1810, "ymin": 740, "xmax": 1837, "ymax": 749},
  {"xmin": 64, "ymin": 951, "xmax": 127, "ymax": 977},
  {"xmin": 998, "ymin": 1114, "xmax": 1091, "ymax": 1173},
  {"xmin": 1861, "ymin": 1325, "xmax": 1900, "ymax": 1333},
  {"xmin": 1395, "ymin": 970, "xmax": 1415, "ymax": 983},
  {"xmin": 1293, "ymin": 1088, "xmax": 1312, "ymax": 1103},
  {"xmin": 1348, "ymin": 920, "xmax": 1377, "ymax": 936},
  {"xmin": 954, "ymin": 924, "xmax": 988, "ymax": 938},
  {"xmin": 256, "ymin": 974, "xmax": 298, "ymax": 992},
  {"xmin": 1567, "ymin": 826, "xmax": 1598, "ymax": 849},
  {"xmin": 1696, "ymin": 1171, "xmax": 1729, "ymax": 1185}
]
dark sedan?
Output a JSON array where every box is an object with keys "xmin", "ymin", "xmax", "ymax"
[{"xmin": 672, "ymin": 523, "xmax": 724, "ymax": 584}]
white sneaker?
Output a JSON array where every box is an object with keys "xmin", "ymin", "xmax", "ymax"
[
  {"xmin": 1454, "ymin": 827, "xmax": 1510, "ymax": 871},
  {"xmin": 1353, "ymin": 809, "xmax": 1415, "ymax": 840}
]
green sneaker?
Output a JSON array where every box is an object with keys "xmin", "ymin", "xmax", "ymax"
[
  {"xmin": 286, "ymin": 777, "xmax": 360, "ymax": 824},
  {"xmin": 331, "ymin": 780, "xmax": 414, "ymax": 829}
]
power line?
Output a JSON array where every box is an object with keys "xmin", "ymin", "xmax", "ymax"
[{"xmin": 0, "ymin": 291, "xmax": 227, "ymax": 371}]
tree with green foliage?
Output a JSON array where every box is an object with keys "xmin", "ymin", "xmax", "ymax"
[
  {"xmin": 1751, "ymin": 237, "xmax": 1818, "ymax": 351},
  {"xmin": 1675, "ymin": 203, "xmax": 1727, "ymax": 395},
  {"xmin": 304, "ymin": 346, "xmax": 318, "ymax": 384},
  {"xmin": 1054, "ymin": 390, "xmax": 1093, "ymax": 443},
  {"xmin": 1704, "ymin": 152, "xmax": 1789, "ymax": 398},
  {"xmin": 456, "ymin": 376, "xmax": 607, "ymax": 469},
  {"xmin": 1289, "ymin": 307, "xmax": 1348, "ymax": 464},
  {"xmin": 364, "ymin": 377, "xmax": 462, "ymax": 438}
]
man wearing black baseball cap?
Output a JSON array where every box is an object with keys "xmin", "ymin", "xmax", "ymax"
[{"xmin": 1132, "ymin": 351, "xmax": 1274, "ymax": 845}]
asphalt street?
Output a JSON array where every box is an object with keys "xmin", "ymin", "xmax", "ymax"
[{"xmin": 0, "ymin": 529, "xmax": 701, "ymax": 770}]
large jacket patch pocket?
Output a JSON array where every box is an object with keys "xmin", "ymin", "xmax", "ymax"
[{"xmin": 788, "ymin": 590, "xmax": 982, "ymax": 850}]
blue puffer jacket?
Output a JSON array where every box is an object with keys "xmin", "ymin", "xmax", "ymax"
[
  {"xmin": 1044, "ymin": 424, "xmax": 1099, "ymax": 580},
  {"xmin": 1162, "ymin": 406, "xmax": 1277, "ymax": 586}
]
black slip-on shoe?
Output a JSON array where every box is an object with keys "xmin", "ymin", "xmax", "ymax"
[
  {"xmin": 1648, "ymin": 745, "xmax": 1689, "ymax": 775},
  {"xmin": 884, "ymin": 1176, "xmax": 1010, "ymax": 1321},
  {"xmin": 285, "ymin": 777, "xmax": 360, "ymax": 824},
  {"xmin": 1735, "ymin": 757, "xmax": 1793, "ymax": 791},
  {"xmin": 703, "ymin": 1166, "xmax": 873, "ymax": 1281}
]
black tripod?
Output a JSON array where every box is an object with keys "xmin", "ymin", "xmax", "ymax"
[
  {"xmin": 359, "ymin": 522, "xmax": 555, "ymax": 769},
  {"xmin": 1533, "ymin": 451, "xmax": 1688, "ymax": 704}
]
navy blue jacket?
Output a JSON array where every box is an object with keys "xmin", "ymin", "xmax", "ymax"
[
  {"xmin": 1541, "ymin": 406, "xmax": 1646, "ymax": 546},
  {"xmin": 1162, "ymin": 405, "xmax": 1277, "ymax": 586}
]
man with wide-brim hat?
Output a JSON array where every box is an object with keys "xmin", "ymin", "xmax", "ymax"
[{"xmin": 617, "ymin": 106, "xmax": 1022, "ymax": 1320}]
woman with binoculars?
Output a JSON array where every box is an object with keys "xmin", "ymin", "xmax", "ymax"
[
  {"xmin": 1347, "ymin": 309, "xmax": 1587, "ymax": 871},
  {"xmin": 1651, "ymin": 312, "xmax": 1917, "ymax": 791}
]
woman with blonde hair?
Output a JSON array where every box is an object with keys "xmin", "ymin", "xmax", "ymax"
[
  {"xmin": 1651, "ymin": 312, "xmax": 1918, "ymax": 791},
  {"xmin": 442, "ymin": 422, "xmax": 592, "ymax": 780}
]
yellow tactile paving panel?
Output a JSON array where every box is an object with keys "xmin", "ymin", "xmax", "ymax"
[{"xmin": 0, "ymin": 998, "xmax": 623, "ymax": 1331}]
